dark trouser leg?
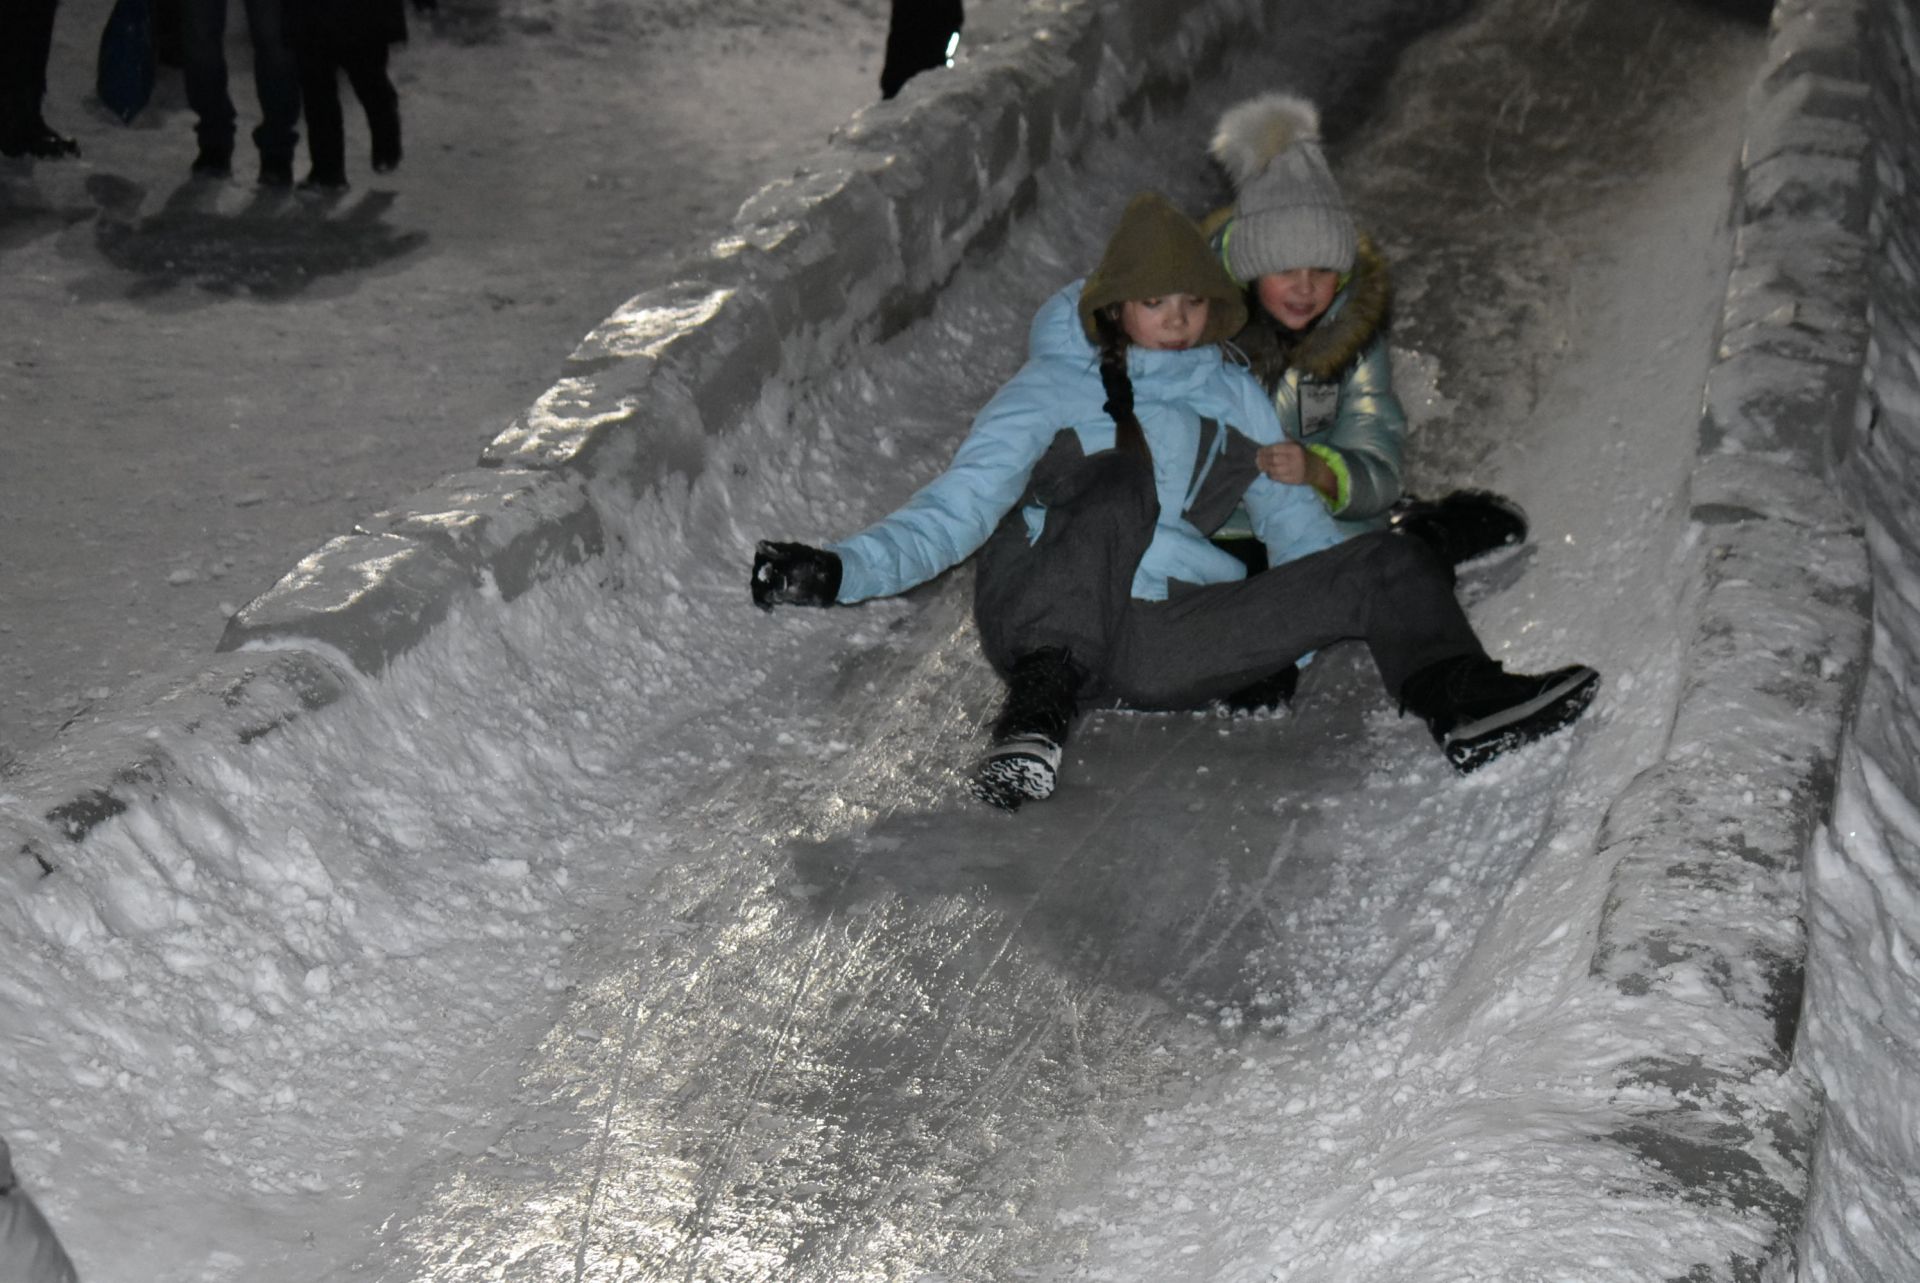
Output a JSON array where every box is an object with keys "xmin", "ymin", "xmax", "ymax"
[
  {"xmin": 297, "ymin": 45, "xmax": 344, "ymax": 180},
  {"xmin": 241, "ymin": 0, "xmax": 299, "ymax": 165},
  {"xmin": 0, "ymin": 0, "xmax": 60, "ymax": 139},
  {"xmin": 969, "ymin": 440, "xmax": 1145, "ymax": 809},
  {"xmin": 155, "ymin": 0, "xmax": 185, "ymax": 64},
  {"xmin": 180, "ymin": 0, "xmax": 236, "ymax": 157},
  {"xmin": 972, "ymin": 444, "xmax": 1157, "ymax": 683},
  {"xmin": 340, "ymin": 41, "xmax": 398, "ymax": 166},
  {"xmin": 1106, "ymin": 530, "xmax": 1485, "ymax": 711}
]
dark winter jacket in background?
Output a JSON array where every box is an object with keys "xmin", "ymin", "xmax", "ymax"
[{"xmin": 829, "ymin": 279, "xmax": 1342, "ymax": 604}]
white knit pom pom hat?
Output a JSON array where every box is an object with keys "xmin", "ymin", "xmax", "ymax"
[{"xmin": 1209, "ymin": 92, "xmax": 1357, "ymax": 281}]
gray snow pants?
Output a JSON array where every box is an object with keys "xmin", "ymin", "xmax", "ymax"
[{"xmin": 972, "ymin": 442, "xmax": 1485, "ymax": 711}]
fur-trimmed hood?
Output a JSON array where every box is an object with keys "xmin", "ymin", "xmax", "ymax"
[{"xmin": 1236, "ymin": 233, "xmax": 1392, "ymax": 385}]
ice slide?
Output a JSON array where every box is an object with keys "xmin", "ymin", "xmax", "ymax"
[{"xmin": 3, "ymin": 0, "xmax": 1853, "ymax": 1278}]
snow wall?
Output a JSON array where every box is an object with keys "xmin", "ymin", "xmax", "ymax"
[
  {"xmin": 1794, "ymin": 0, "xmax": 1920, "ymax": 1277},
  {"xmin": 0, "ymin": 0, "xmax": 1901, "ymax": 1274}
]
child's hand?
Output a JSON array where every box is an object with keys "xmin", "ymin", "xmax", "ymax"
[
  {"xmin": 1257, "ymin": 442, "xmax": 1339, "ymax": 504},
  {"xmin": 752, "ymin": 541, "xmax": 843, "ymax": 609},
  {"xmin": 1257, "ymin": 441, "xmax": 1312, "ymax": 485}
]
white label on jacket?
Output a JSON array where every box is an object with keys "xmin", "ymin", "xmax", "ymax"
[{"xmin": 1298, "ymin": 381, "xmax": 1341, "ymax": 438}]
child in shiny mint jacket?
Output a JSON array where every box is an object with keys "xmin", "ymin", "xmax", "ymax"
[{"xmin": 1206, "ymin": 91, "xmax": 1527, "ymax": 566}]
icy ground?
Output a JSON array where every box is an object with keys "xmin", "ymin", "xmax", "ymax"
[
  {"xmin": 2, "ymin": 0, "xmax": 1880, "ymax": 1278},
  {"xmin": 0, "ymin": 0, "xmax": 915, "ymax": 762}
]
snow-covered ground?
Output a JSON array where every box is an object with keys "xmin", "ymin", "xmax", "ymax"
[
  {"xmin": 0, "ymin": 0, "xmax": 908, "ymax": 763},
  {"xmin": 2, "ymin": 0, "xmax": 1912, "ymax": 1278}
]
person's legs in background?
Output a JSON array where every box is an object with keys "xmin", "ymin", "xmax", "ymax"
[
  {"xmin": 241, "ymin": 0, "xmax": 299, "ymax": 184},
  {"xmin": 0, "ymin": 0, "xmax": 80, "ymax": 159},
  {"xmin": 295, "ymin": 39, "xmax": 346, "ymax": 189},
  {"xmin": 180, "ymin": 0, "xmax": 239, "ymax": 174},
  {"xmin": 340, "ymin": 39, "xmax": 399, "ymax": 172}
]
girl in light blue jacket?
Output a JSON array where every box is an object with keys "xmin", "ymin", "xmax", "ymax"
[{"xmin": 753, "ymin": 192, "xmax": 1599, "ymax": 807}]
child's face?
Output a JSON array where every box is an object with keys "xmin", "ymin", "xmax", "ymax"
[
  {"xmin": 1257, "ymin": 268, "xmax": 1341, "ymax": 331},
  {"xmin": 1120, "ymin": 295, "xmax": 1212, "ymax": 351}
]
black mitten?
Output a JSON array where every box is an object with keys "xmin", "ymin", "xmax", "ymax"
[{"xmin": 751, "ymin": 541, "xmax": 843, "ymax": 609}]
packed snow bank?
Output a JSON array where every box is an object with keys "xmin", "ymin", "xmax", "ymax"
[{"xmin": 1796, "ymin": 0, "xmax": 1920, "ymax": 1277}]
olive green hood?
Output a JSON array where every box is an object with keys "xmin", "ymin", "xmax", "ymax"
[{"xmin": 1078, "ymin": 192, "xmax": 1248, "ymax": 347}]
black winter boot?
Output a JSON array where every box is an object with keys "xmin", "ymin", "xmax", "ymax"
[
  {"xmin": 1401, "ymin": 655, "xmax": 1599, "ymax": 774},
  {"xmin": 1390, "ymin": 489, "xmax": 1528, "ymax": 568},
  {"xmin": 971, "ymin": 647, "xmax": 1085, "ymax": 811}
]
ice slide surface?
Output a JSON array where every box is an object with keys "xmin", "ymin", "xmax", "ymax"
[
  {"xmin": 347, "ymin": 1, "xmax": 1770, "ymax": 1279},
  {"xmin": 5, "ymin": 0, "xmax": 1777, "ymax": 1278}
]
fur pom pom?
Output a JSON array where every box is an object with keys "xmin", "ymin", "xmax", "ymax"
[{"xmin": 1209, "ymin": 92, "xmax": 1323, "ymax": 188}]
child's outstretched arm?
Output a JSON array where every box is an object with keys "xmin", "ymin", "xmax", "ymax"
[
  {"xmin": 751, "ymin": 369, "xmax": 1059, "ymax": 609},
  {"xmin": 824, "ymin": 378, "xmax": 1056, "ymax": 603}
]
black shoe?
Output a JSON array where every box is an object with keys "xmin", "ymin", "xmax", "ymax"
[
  {"xmin": 298, "ymin": 168, "xmax": 349, "ymax": 193},
  {"xmin": 3, "ymin": 125, "xmax": 81, "ymax": 160},
  {"xmin": 366, "ymin": 97, "xmax": 402, "ymax": 172},
  {"xmin": 1401, "ymin": 656, "xmax": 1599, "ymax": 774},
  {"xmin": 370, "ymin": 125, "xmax": 401, "ymax": 173},
  {"xmin": 969, "ymin": 647, "xmax": 1085, "ymax": 810},
  {"xmin": 257, "ymin": 156, "xmax": 293, "ymax": 188},
  {"xmin": 190, "ymin": 147, "xmax": 231, "ymax": 179},
  {"xmin": 1217, "ymin": 663, "xmax": 1299, "ymax": 716},
  {"xmin": 1390, "ymin": 489, "xmax": 1528, "ymax": 568}
]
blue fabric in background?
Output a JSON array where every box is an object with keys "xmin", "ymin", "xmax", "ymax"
[{"xmin": 96, "ymin": 0, "xmax": 156, "ymax": 124}]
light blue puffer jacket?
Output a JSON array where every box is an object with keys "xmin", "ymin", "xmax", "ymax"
[{"xmin": 831, "ymin": 281, "xmax": 1342, "ymax": 604}]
